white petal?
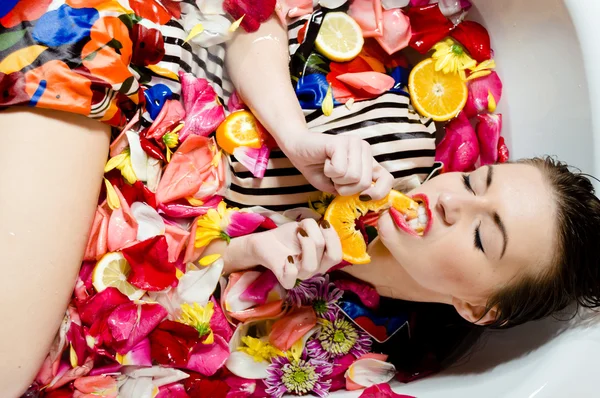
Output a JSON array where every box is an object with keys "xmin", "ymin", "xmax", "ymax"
[
  {"xmin": 184, "ymin": 11, "xmax": 233, "ymax": 48},
  {"xmin": 126, "ymin": 131, "xmax": 149, "ymax": 182},
  {"xmin": 118, "ymin": 376, "xmax": 154, "ymax": 398},
  {"xmin": 198, "ymin": 0, "xmax": 225, "ymax": 14},
  {"xmin": 346, "ymin": 358, "xmax": 397, "ymax": 387},
  {"xmin": 381, "ymin": 0, "xmax": 410, "ymax": 9},
  {"xmin": 146, "ymin": 157, "xmax": 162, "ymax": 193},
  {"xmin": 147, "ymin": 288, "xmax": 182, "ymax": 319},
  {"xmin": 319, "ymin": 0, "xmax": 348, "ymax": 8},
  {"xmin": 176, "ymin": 258, "xmax": 224, "ymax": 306},
  {"xmin": 131, "ymin": 202, "xmax": 165, "ymax": 242},
  {"xmin": 124, "ymin": 366, "xmax": 189, "ymax": 387},
  {"xmin": 224, "ymin": 271, "xmax": 262, "ymax": 313},
  {"xmin": 226, "ymin": 351, "xmax": 270, "ymax": 379}
]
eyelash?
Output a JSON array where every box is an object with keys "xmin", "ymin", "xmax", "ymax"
[{"xmin": 463, "ymin": 174, "xmax": 485, "ymax": 253}]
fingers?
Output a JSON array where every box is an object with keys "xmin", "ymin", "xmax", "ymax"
[
  {"xmin": 335, "ymin": 140, "xmax": 373, "ymax": 196},
  {"xmin": 317, "ymin": 219, "xmax": 343, "ymax": 274},
  {"xmin": 324, "ymin": 139, "xmax": 348, "ymax": 179},
  {"xmin": 360, "ymin": 161, "xmax": 394, "ymax": 201},
  {"xmin": 296, "ymin": 219, "xmax": 325, "ymax": 279}
]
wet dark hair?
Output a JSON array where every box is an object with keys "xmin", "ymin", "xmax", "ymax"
[{"xmin": 485, "ymin": 157, "xmax": 600, "ymax": 328}]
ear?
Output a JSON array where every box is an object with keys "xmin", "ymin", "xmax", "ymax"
[{"xmin": 452, "ymin": 297, "xmax": 498, "ymax": 325}]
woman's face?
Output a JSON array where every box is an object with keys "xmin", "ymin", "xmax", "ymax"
[{"xmin": 378, "ymin": 163, "xmax": 558, "ymax": 319}]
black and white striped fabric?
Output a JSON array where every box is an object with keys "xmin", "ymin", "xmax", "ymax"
[{"xmin": 155, "ymin": 5, "xmax": 437, "ymax": 210}]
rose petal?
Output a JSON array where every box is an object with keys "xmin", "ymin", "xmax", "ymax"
[
  {"xmin": 336, "ymin": 72, "xmax": 395, "ymax": 96},
  {"xmin": 450, "ymin": 20, "xmax": 491, "ymax": 63},
  {"xmin": 226, "ymin": 211, "xmax": 266, "ymax": 238},
  {"xmin": 123, "ymin": 366, "xmax": 190, "ymax": 387},
  {"xmin": 438, "ymin": 0, "xmax": 472, "ymax": 17},
  {"xmin": 333, "ymin": 279, "xmax": 380, "ymax": 310},
  {"xmin": 435, "ymin": 112, "xmax": 479, "ymax": 172},
  {"xmin": 348, "ymin": 0, "xmax": 383, "ymax": 37},
  {"xmin": 74, "ymin": 375, "xmax": 118, "ymax": 396},
  {"xmin": 224, "ymin": 373, "xmax": 264, "ymax": 397},
  {"xmin": 146, "ymin": 99, "xmax": 186, "ymax": 141},
  {"xmin": 187, "ymin": 334, "xmax": 230, "ymax": 376},
  {"xmin": 232, "ymin": 145, "xmax": 271, "ymax": 178},
  {"xmin": 476, "ymin": 113, "xmax": 503, "ymax": 166},
  {"xmin": 108, "ymin": 301, "xmax": 168, "ymax": 354},
  {"xmin": 162, "ymin": 195, "xmax": 223, "ymax": 220},
  {"xmin": 407, "ymin": 4, "xmax": 453, "ymax": 53},
  {"xmin": 464, "ymin": 71, "xmax": 503, "ymax": 118},
  {"xmin": 118, "ymin": 376, "xmax": 154, "ymax": 398},
  {"xmin": 117, "ymin": 338, "xmax": 152, "ymax": 366},
  {"xmin": 359, "ymin": 383, "xmax": 416, "ymax": 398},
  {"xmin": 109, "ymin": 113, "xmax": 139, "ymax": 158},
  {"xmin": 156, "ymin": 384, "xmax": 190, "ymax": 398},
  {"xmin": 224, "ymin": 271, "xmax": 263, "ymax": 313},
  {"xmin": 131, "ymin": 202, "xmax": 165, "ymax": 241},
  {"xmin": 126, "ymin": 131, "xmax": 149, "ymax": 182},
  {"xmin": 164, "ymin": 222, "xmax": 190, "ymax": 263},
  {"xmin": 239, "ymin": 271, "xmax": 284, "ymax": 306},
  {"xmin": 224, "ymin": 0, "xmax": 277, "ymax": 32},
  {"xmin": 210, "ymin": 296, "xmax": 234, "ymax": 341},
  {"xmin": 84, "ymin": 205, "xmax": 109, "ymax": 261},
  {"xmin": 179, "ymin": 72, "xmax": 226, "ymax": 140},
  {"xmin": 375, "ymin": 8, "xmax": 411, "ymax": 55},
  {"xmin": 269, "ymin": 307, "xmax": 317, "ymax": 351},
  {"xmin": 382, "ymin": 0, "xmax": 410, "ymax": 9},
  {"xmin": 107, "ymin": 187, "xmax": 139, "ymax": 252},
  {"xmin": 177, "ymin": 258, "xmax": 224, "ymax": 306},
  {"xmin": 122, "ymin": 236, "xmax": 177, "ymax": 291},
  {"xmin": 78, "ymin": 287, "xmax": 131, "ymax": 326},
  {"xmin": 320, "ymin": 0, "xmax": 348, "ymax": 9},
  {"xmin": 146, "ymin": 157, "xmax": 162, "ymax": 193},
  {"xmin": 228, "ymin": 300, "xmax": 286, "ymax": 323},
  {"xmin": 498, "ymin": 136, "xmax": 510, "ymax": 163},
  {"xmin": 227, "ymin": 90, "xmax": 247, "ymax": 113},
  {"xmin": 346, "ymin": 358, "xmax": 397, "ymax": 388},
  {"xmin": 150, "ymin": 320, "xmax": 199, "ymax": 368},
  {"xmin": 182, "ymin": 9, "xmax": 233, "ymax": 47}
]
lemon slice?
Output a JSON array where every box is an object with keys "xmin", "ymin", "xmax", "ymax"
[
  {"xmin": 315, "ymin": 12, "xmax": 364, "ymax": 62},
  {"xmin": 408, "ymin": 58, "xmax": 468, "ymax": 122},
  {"xmin": 92, "ymin": 252, "xmax": 145, "ymax": 300}
]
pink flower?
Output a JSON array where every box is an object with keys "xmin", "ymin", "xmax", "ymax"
[
  {"xmin": 179, "ymin": 72, "xmax": 226, "ymax": 141},
  {"xmin": 435, "ymin": 112, "xmax": 479, "ymax": 172},
  {"xmin": 464, "ymin": 71, "xmax": 503, "ymax": 118}
]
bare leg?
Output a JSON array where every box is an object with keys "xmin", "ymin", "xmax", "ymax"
[{"xmin": 0, "ymin": 107, "xmax": 110, "ymax": 396}]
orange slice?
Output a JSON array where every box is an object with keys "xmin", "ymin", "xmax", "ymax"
[
  {"xmin": 408, "ymin": 58, "xmax": 468, "ymax": 122},
  {"xmin": 324, "ymin": 191, "xmax": 419, "ymax": 264},
  {"xmin": 216, "ymin": 110, "xmax": 264, "ymax": 154}
]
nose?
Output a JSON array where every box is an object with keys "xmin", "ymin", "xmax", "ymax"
[{"xmin": 437, "ymin": 192, "xmax": 481, "ymax": 225}]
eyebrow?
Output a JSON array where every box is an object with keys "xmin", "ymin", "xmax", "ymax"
[{"xmin": 485, "ymin": 166, "xmax": 508, "ymax": 258}]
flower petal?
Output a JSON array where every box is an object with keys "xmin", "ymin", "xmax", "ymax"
[
  {"xmin": 107, "ymin": 187, "xmax": 139, "ymax": 252},
  {"xmin": 333, "ymin": 279, "xmax": 380, "ymax": 310},
  {"xmin": 123, "ymin": 366, "xmax": 190, "ymax": 388},
  {"xmin": 239, "ymin": 271, "xmax": 284, "ymax": 306},
  {"xmin": 176, "ymin": 258, "xmax": 224, "ymax": 306},
  {"xmin": 156, "ymin": 384, "xmax": 190, "ymax": 398},
  {"xmin": 149, "ymin": 320, "xmax": 199, "ymax": 367},
  {"xmin": 438, "ymin": 0, "xmax": 472, "ymax": 18},
  {"xmin": 223, "ymin": 0, "xmax": 276, "ymax": 32},
  {"xmin": 375, "ymin": 8, "xmax": 411, "ymax": 55},
  {"xmin": 227, "ymin": 90, "xmax": 246, "ymax": 113},
  {"xmin": 78, "ymin": 287, "xmax": 130, "ymax": 326},
  {"xmin": 179, "ymin": 72, "xmax": 226, "ymax": 140},
  {"xmin": 435, "ymin": 112, "xmax": 479, "ymax": 172},
  {"xmin": 164, "ymin": 222, "xmax": 190, "ymax": 263},
  {"xmin": 74, "ymin": 375, "xmax": 118, "ymax": 396},
  {"xmin": 359, "ymin": 383, "xmax": 416, "ymax": 398},
  {"xmin": 226, "ymin": 320, "xmax": 271, "ymax": 379},
  {"xmin": 122, "ymin": 236, "xmax": 177, "ymax": 291},
  {"xmin": 346, "ymin": 358, "xmax": 396, "ymax": 388},
  {"xmin": 224, "ymin": 271, "xmax": 263, "ymax": 313},
  {"xmin": 131, "ymin": 202, "xmax": 165, "ymax": 241},
  {"xmin": 336, "ymin": 72, "xmax": 395, "ymax": 96},
  {"xmin": 118, "ymin": 376, "xmax": 154, "ymax": 398},
  {"xmin": 116, "ymin": 338, "xmax": 152, "ymax": 366},
  {"xmin": 269, "ymin": 306, "xmax": 317, "ymax": 351},
  {"xmin": 187, "ymin": 334, "xmax": 230, "ymax": 376},
  {"xmin": 226, "ymin": 211, "xmax": 266, "ymax": 238},
  {"xmin": 381, "ymin": 0, "xmax": 410, "ymax": 9},
  {"xmin": 463, "ymin": 71, "xmax": 503, "ymax": 118},
  {"xmin": 126, "ymin": 131, "xmax": 149, "ymax": 182},
  {"xmin": 83, "ymin": 204, "xmax": 109, "ymax": 261},
  {"xmin": 450, "ymin": 20, "xmax": 491, "ymax": 63},
  {"xmin": 229, "ymin": 300, "xmax": 286, "ymax": 323},
  {"xmin": 232, "ymin": 145, "xmax": 271, "ymax": 178},
  {"xmin": 407, "ymin": 4, "xmax": 453, "ymax": 53},
  {"xmin": 210, "ymin": 296, "xmax": 234, "ymax": 341},
  {"xmin": 146, "ymin": 100, "xmax": 186, "ymax": 142},
  {"xmin": 348, "ymin": 0, "xmax": 383, "ymax": 37},
  {"xmin": 476, "ymin": 113, "xmax": 503, "ymax": 166},
  {"xmin": 161, "ymin": 195, "xmax": 223, "ymax": 219},
  {"xmin": 108, "ymin": 301, "xmax": 168, "ymax": 354},
  {"xmin": 498, "ymin": 136, "xmax": 510, "ymax": 163}
]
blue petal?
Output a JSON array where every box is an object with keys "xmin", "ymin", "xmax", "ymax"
[
  {"xmin": 0, "ymin": 0, "xmax": 20, "ymax": 19},
  {"xmin": 295, "ymin": 73, "xmax": 340, "ymax": 109},
  {"xmin": 389, "ymin": 66, "xmax": 411, "ymax": 96},
  {"xmin": 144, "ymin": 83, "xmax": 173, "ymax": 120},
  {"xmin": 32, "ymin": 5, "xmax": 99, "ymax": 47}
]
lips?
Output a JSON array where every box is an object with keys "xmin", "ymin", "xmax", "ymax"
[{"xmin": 389, "ymin": 194, "xmax": 432, "ymax": 237}]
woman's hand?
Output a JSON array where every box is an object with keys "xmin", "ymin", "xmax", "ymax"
[
  {"xmin": 282, "ymin": 132, "xmax": 394, "ymax": 200},
  {"xmin": 224, "ymin": 218, "xmax": 343, "ymax": 289}
]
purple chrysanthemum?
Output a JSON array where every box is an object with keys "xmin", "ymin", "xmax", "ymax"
[
  {"xmin": 286, "ymin": 274, "xmax": 343, "ymax": 319},
  {"xmin": 286, "ymin": 275, "xmax": 323, "ymax": 307},
  {"xmin": 307, "ymin": 310, "xmax": 372, "ymax": 360},
  {"xmin": 265, "ymin": 353, "xmax": 333, "ymax": 398}
]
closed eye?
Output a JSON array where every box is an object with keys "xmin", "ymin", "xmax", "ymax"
[
  {"xmin": 474, "ymin": 223, "xmax": 485, "ymax": 253},
  {"xmin": 462, "ymin": 174, "xmax": 475, "ymax": 195}
]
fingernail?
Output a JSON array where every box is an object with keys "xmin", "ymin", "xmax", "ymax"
[
  {"xmin": 298, "ymin": 228, "xmax": 308, "ymax": 238},
  {"xmin": 319, "ymin": 219, "xmax": 331, "ymax": 229},
  {"xmin": 359, "ymin": 195, "xmax": 372, "ymax": 202},
  {"xmin": 287, "ymin": 255, "xmax": 294, "ymax": 264}
]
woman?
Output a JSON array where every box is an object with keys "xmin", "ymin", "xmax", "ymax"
[{"xmin": 1, "ymin": 1, "xmax": 599, "ymax": 396}]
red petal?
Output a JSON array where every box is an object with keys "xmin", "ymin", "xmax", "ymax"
[
  {"xmin": 210, "ymin": 297, "xmax": 234, "ymax": 342},
  {"xmin": 149, "ymin": 328, "xmax": 190, "ymax": 368},
  {"xmin": 223, "ymin": 0, "xmax": 276, "ymax": 33},
  {"xmin": 133, "ymin": 180, "xmax": 158, "ymax": 209},
  {"xmin": 78, "ymin": 287, "xmax": 130, "ymax": 326},
  {"xmin": 122, "ymin": 235, "xmax": 177, "ymax": 291},
  {"xmin": 435, "ymin": 112, "xmax": 479, "ymax": 172},
  {"xmin": 333, "ymin": 279, "xmax": 380, "ymax": 310},
  {"xmin": 108, "ymin": 302, "xmax": 168, "ymax": 354},
  {"xmin": 450, "ymin": 21, "xmax": 491, "ymax": 63},
  {"xmin": 407, "ymin": 4, "xmax": 454, "ymax": 53},
  {"xmin": 476, "ymin": 113, "xmax": 503, "ymax": 166},
  {"xmin": 187, "ymin": 377, "xmax": 230, "ymax": 398},
  {"xmin": 67, "ymin": 322, "xmax": 89, "ymax": 367},
  {"xmin": 269, "ymin": 307, "xmax": 317, "ymax": 351},
  {"xmin": 359, "ymin": 383, "xmax": 416, "ymax": 398},
  {"xmin": 498, "ymin": 136, "xmax": 510, "ymax": 163}
]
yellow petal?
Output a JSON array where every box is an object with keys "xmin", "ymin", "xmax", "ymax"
[
  {"xmin": 322, "ymin": 84, "xmax": 334, "ymax": 116},
  {"xmin": 170, "ymin": 123, "xmax": 185, "ymax": 135},
  {"xmin": 166, "ymin": 147, "xmax": 173, "ymax": 163},
  {"xmin": 0, "ymin": 45, "xmax": 47, "ymax": 74},
  {"xmin": 186, "ymin": 197, "xmax": 205, "ymax": 206},
  {"xmin": 199, "ymin": 253, "xmax": 222, "ymax": 266},
  {"xmin": 466, "ymin": 70, "xmax": 491, "ymax": 81},
  {"xmin": 176, "ymin": 268, "xmax": 184, "ymax": 280},
  {"xmin": 105, "ymin": 153, "xmax": 127, "ymax": 173},
  {"xmin": 229, "ymin": 16, "xmax": 244, "ymax": 32},
  {"xmin": 487, "ymin": 90, "xmax": 497, "ymax": 112},
  {"xmin": 203, "ymin": 330, "xmax": 215, "ymax": 345},
  {"xmin": 211, "ymin": 150, "xmax": 222, "ymax": 168},
  {"xmin": 69, "ymin": 344, "xmax": 78, "ymax": 368},
  {"xmin": 184, "ymin": 23, "xmax": 205, "ymax": 43},
  {"xmin": 104, "ymin": 178, "xmax": 121, "ymax": 210},
  {"xmin": 289, "ymin": 338, "xmax": 304, "ymax": 362},
  {"xmin": 120, "ymin": 163, "xmax": 138, "ymax": 185},
  {"xmin": 147, "ymin": 64, "xmax": 180, "ymax": 81}
]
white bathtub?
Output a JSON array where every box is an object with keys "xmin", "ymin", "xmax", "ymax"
[{"xmin": 333, "ymin": 0, "xmax": 600, "ymax": 397}]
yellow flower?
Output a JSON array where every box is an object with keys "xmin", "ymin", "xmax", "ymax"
[
  {"xmin": 104, "ymin": 178, "xmax": 121, "ymax": 210},
  {"xmin": 238, "ymin": 336, "xmax": 286, "ymax": 363},
  {"xmin": 178, "ymin": 301, "xmax": 215, "ymax": 344},
  {"xmin": 309, "ymin": 192, "xmax": 336, "ymax": 216},
  {"xmin": 466, "ymin": 59, "xmax": 496, "ymax": 81},
  {"xmin": 322, "ymin": 83, "xmax": 334, "ymax": 116},
  {"xmin": 105, "ymin": 148, "xmax": 137, "ymax": 184},
  {"xmin": 432, "ymin": 38, "xmax": 477, "ymax": 80},
  {"xmin": 195, "ymin": 201, "xmax": 235, "ymax": 248},
  {"xmin": 163, "ymin": 130, "xmax": 180, "ymax": 163}
]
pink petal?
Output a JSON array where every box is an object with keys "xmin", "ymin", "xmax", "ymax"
[
  {"xmin": 336, "ymin": 72, "xmax": 395, "ymax": 96},
  {"xmin": 117, "ymin": 338, "xmax": 152, "ymax": 366},
  {"xmin": 464, "ymin": 71, "xmax": 503, "ymax": 118},
  {"xmin": 348, "ymin": 0, "xmax": 383, "ymax": 37},
  {"xmin": 47, "ymin": 358, "xmax": 94, "ymax": 391},
  {"xmin": 239, "ymin": 271, "xmax": 281, "ymax": 305},
  {"xmin": 110, "ymin": 113, "xmax": 140, "ymax": 158},
  {"xmin": 74, "ymin": 375, "xmax": 118, "ymax": 396},
  {"xmin": 228, "ymin": 300, "xmax": 286, "ymax": 323},
  {"xmin": 375, "ymin": 8, "xmax": 411, "ymax": 55},
  {"xmin": 179, "ymin": 72, "xmax": 226, "ymax": 141},
  {"xmin": 84, "ymin": 204, "xmax": 109, "ymax": 261},
  {"xmin": 476, "ymin": 113, "xmax": 503, "ymax": 166},
  {"xmin": 410, "ymin": 0, "xmax": 430, "ymax": 5},
  {"xmin": 156, "ymin": 384, "xmax": 190, "ymax": 398},
  {"xmin": 186, "ymin": 334, "xmax": 230, "ymax": 376},
  {"xmin": 161, "ymin": 195, "xmax": 223, "ymax": 219},
  {"xmin": 225, "ymin": 271, "xmax": 264, "ymax": 313},
  {"xmin": 156, "ymin": 136, "xmax": 225, "ymax": 204},
  {"xmin": 327, "ymin": 354, "xmax": 356, "ymax": 392},
  {"xmin": 359, "ymin": 383, "xmax": 416, "ymax": 398},
  {"xmin": 269, "ymin": 307, "xmax": 317, "ymax": 351},
  {"xmin": 435, "ymin": 112, "xmax": 479, "ymax": 172},
  {"xmin": 108, "ymin": 302, "xmax": 168, "ymax": 354},
  {"xmin": 67, "ymin": 322, "xmax": 88, "ymax": 367},
  {"xmin": 275, "ymin": 0, "xmax": 313, "ymax": 24},
  {"xmin": 146, "ymin": 99, "xmax": 186, "ymax": 141},
  {"xmin": 232, "ymin": 145, "xmax": 270, "ymax": 178},
  {"xmin": 210, "ymin": 297, "xmax": 234, "ymax": 342},
  {"xmin": 78, "ymin": 287, "xmax": 131, "ymax": 326},
  {"xmin": 224, "ymin": 374, "xmax": 262, "ymax": 398},
  {"xmin": 333, "ymin": 279, "xmax": 380, "ymax": 310},
  {"xmin": 227, "ymin": 91, "xmax": 247, "ymax": 113},
  {"xmin": 107, "ymin": 187, "xmax": 139, "ymax": 252},
  {"xmin": 226, "ymin": 211, "xmax": 266, "ymax": 238},
  {"xmin": 164, "ymin": 222, "xmax": 190, "ymax": 263}
]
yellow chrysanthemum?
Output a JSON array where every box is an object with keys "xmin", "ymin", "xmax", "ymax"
[
  {"xmin": 104, "ymin": 148, "xmax": 137, "ymax": 184},
  {"xmin": 163, "ymin": 127, "xmax": 181, "ymax": 163},
  {"xmin": 238, "ymin": 336, "xmax": 286, "ymax": 363},
  {"xmin": 178, "ymin": 301, "xmax": 215, "ymax": 344},
  {"xmin": 195, "ymin": 201, "xmax": 236, "ymax": 248},
  {"xmin": 432, "ymin": 38, "xmax": 477, "ymax": 80}
]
